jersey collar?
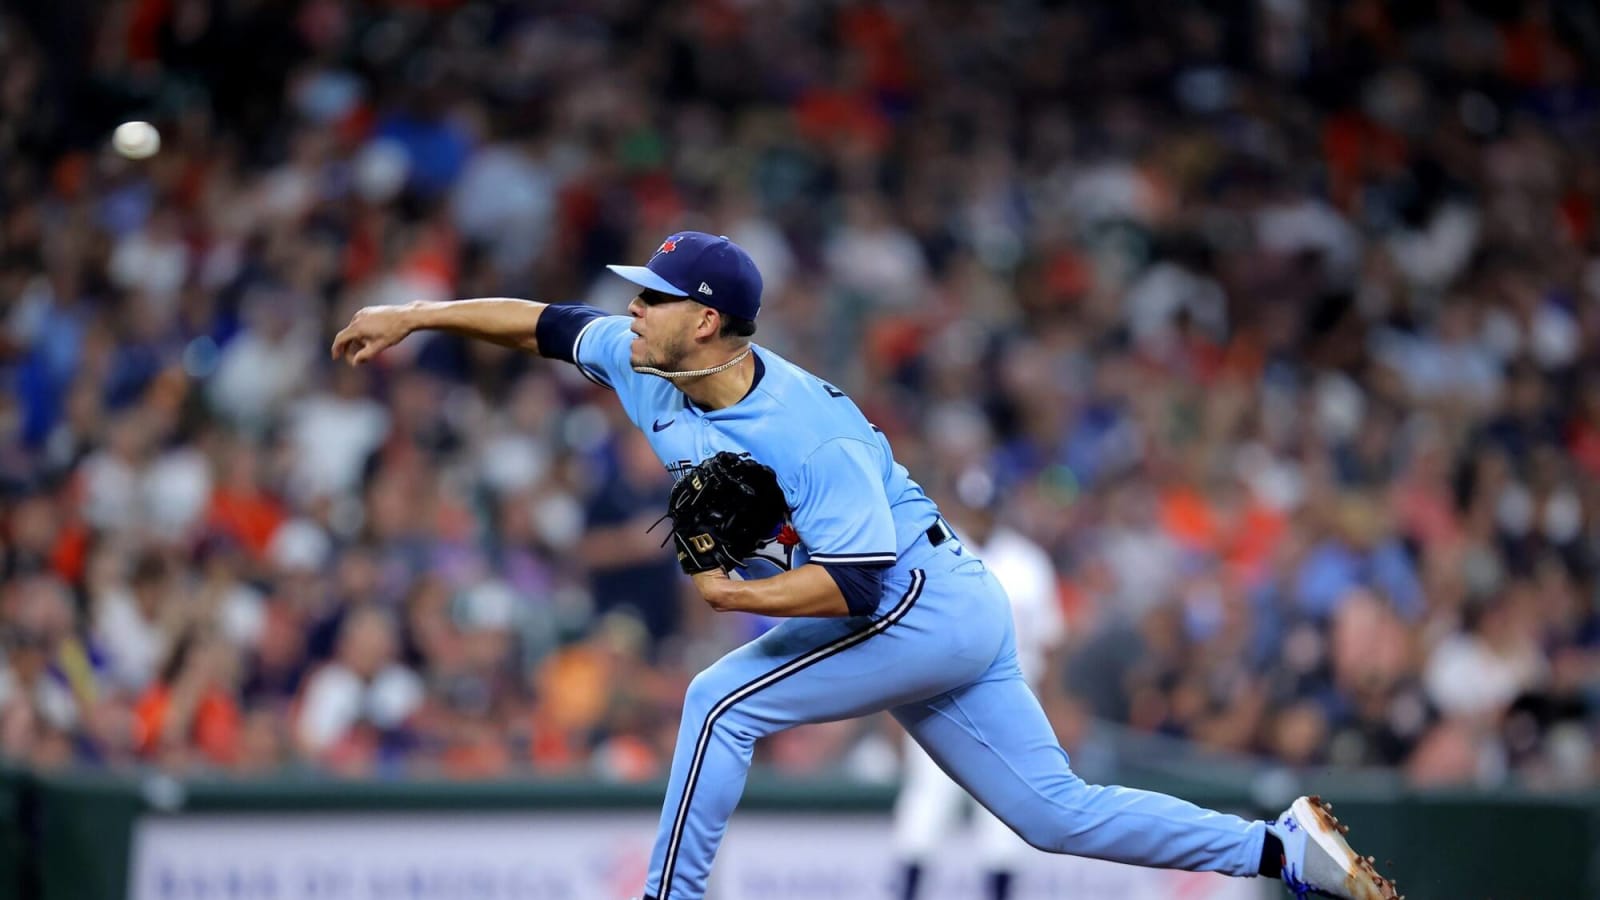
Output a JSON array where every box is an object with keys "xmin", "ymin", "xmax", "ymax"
[{"xmin": 683, "ymin": 349, "xmax": 765, "ymax": 415}]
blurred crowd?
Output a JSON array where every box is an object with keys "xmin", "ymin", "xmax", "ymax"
[{"xmin": 2, "ymin": 0, "xmax": 1600, "ymax": 791}]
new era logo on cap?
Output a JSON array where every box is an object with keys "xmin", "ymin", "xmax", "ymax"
[{"xmin": 608, "ymin": 232, "xmax": 763, "ymax": 320}]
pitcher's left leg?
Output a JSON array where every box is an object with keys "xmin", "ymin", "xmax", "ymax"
[{"xmin": 644, "ymin": 570, "xmax": 972, "ymax": 900}]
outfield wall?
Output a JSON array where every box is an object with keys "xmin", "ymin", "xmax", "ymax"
[{"xmin": 1, "ymin": 765, "xmax": 1596, "ymax": 898}]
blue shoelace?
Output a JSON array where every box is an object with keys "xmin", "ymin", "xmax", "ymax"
[{"xmin": 1283, "ymin": 860, "xmax": 1312, "ymax": 899}]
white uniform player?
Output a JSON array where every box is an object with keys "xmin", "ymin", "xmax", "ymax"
[{"xmin": 891, "ymin": 469, "xmax": 1066, "ymax": 900}]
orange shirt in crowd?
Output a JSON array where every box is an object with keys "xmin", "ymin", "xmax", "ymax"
[
  {"xmin": 1160, "ymin": 484, "xmax": 1285, "ymax": 578},
  {"xmin": 135, "ymin": 685, "xmax": 242, "ymax": 766},
  {"xmin": 206, "ymin": 489, "xmax": 287, "ymax": 559}
]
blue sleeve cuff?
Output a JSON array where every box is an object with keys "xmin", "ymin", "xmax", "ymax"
[
  {"xmin": 534, "ymin": 304, "xmax": 606, "ymax": 363},
  {"xmin": 819, "ymin": 561, "xmax": 890, "ymax": 617}
]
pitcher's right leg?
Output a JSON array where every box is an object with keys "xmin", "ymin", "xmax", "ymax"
[{"xmin": 893, "ymin": 664, "xmax": 1267, "ymax": 877}]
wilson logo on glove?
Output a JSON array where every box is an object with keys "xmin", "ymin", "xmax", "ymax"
[{"xmin": 651, "ymin": 451, "xmax": 791, "ymax": 575}]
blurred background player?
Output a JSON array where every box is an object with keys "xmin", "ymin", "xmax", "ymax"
[{"xmin": 892, "ymin": 467, "xmax": 1066, "ymax": 900}]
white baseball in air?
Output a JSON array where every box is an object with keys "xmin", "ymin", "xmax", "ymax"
[{"xmin": 112, "ymin": 121, "xmax": 161, "ymax": 159}]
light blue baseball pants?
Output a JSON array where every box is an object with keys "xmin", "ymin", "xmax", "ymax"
[{"xmin": 643, "ymin": 534, "xmax": 1267, "ymax": 899}]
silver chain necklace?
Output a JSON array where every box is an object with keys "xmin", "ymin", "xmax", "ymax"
[{"xmin": 632, "ymin": 346, "xmax": 753, "ymax": 380}]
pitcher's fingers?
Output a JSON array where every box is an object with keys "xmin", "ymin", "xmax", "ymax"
[
  {"xmin": 330, "ymin": 328, "xmax": 355, "ymax": 359},
  {"xmin": 334, "ymin": 336, "xmax": 367, "ymax": 364},
  {"xmin": 351, "ymin": 339, "xmax": 384, "ymax": 365}
]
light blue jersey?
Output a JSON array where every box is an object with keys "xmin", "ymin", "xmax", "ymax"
[
  {"xmin": 566, "ymin": 312, "xmax": 938, "ymax": 580},
  {"xmin": 535, "ymin": 302, "xmax": 1266, "ymax": 900}
]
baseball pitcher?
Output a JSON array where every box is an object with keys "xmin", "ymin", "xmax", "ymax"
[{"xmin": 332, "ymin": 231, "xmax": 1399, "ymax": 900}]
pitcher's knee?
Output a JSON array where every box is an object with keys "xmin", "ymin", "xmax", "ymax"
[
  {"xmin": 682, "ymin": 668, "xmax": 731, "ymax": 723},
  {"xmin": 684, "ymin": 666, "xmax": 763, "ymax": 729},
  {"xmin": 998, "ymin": 778, "xmax": 1098, "ymax": 853},
  {"xmin": 681, "ymin": 664, "xmax": 780, "ymax": 743},
  {"xmin": 1003, "ymin": 777, "xmax": 1133, "ymax": 855}
]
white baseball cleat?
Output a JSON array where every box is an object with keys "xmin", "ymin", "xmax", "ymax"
[{"xmin": 1268, "ymin": 795, "xmax": 1402, "ymax": 899}]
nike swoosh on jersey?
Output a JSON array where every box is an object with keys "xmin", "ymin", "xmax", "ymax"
[{"xmin": 653, "ymin": 417, "xmax": 675, "ymax": 432}]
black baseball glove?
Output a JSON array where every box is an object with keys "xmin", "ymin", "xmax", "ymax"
[{"xmin": 657, "ymin": 451, "xmax": 790, "ymax": 575}]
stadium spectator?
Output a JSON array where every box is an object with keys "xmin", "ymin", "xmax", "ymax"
[{"xmin": 0, "ymin": 0, "xmax": 1597, "ymax": 792}]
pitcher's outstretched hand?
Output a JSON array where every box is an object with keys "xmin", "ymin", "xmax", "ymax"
[{"xmin": 331, "ymin": 304, "xmax": 412, "ymax": 365}]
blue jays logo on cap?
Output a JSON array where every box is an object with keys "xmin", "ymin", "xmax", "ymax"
[{"xmin": 608, "ymin": 231, "xmax": 763, "ymax": 320}]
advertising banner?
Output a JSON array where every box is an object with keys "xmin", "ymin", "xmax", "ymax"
[{"xmin": 130, "ymin": 811, "xmax": 1261, "ymax": 900}]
